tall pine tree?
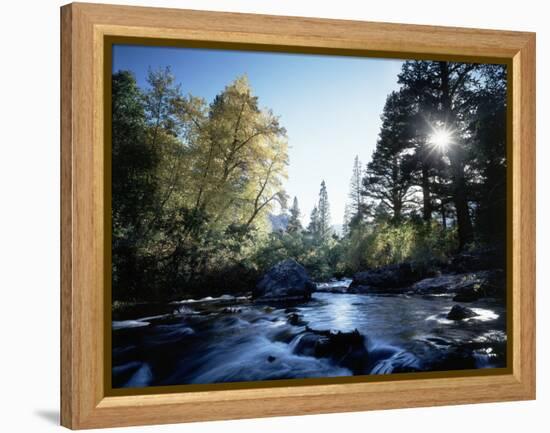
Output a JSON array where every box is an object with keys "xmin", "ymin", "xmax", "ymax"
[
  {"xmin": 398, "ymin": 60, "xmax": 479, "ymax": 248},
  {"xmin": 307, "ymin": 206, "xmax": 320, "ymax": 239},
  {"xmin": 318, "ymin": 180, "xmax": 332, "ymax": 241},
  {"xmin": 363, "ymin": 91, "xmax": 416, "ymax": 222},
  {"xmin": 469, "ymin": 64, "xmax": 507, "ymax": 244},
  {"xmin": 287, "ymin": 196, "xmax": 303, "ymax": 233},
  {"xmin": 347, "ymin": 155, "xmax": 366, "ymax": 230}
]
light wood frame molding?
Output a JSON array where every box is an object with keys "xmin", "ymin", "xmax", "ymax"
[{"xmin": 60, "ymin": 2, "xmax": 536, "ymax": 429}]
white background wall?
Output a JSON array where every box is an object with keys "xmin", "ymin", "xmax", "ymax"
[{"xmin": 0, "ymin": 0, "xmax": 546, "ymax": 431}]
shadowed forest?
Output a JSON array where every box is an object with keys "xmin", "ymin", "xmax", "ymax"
[{"xmin": 112, "ymin": 60, "xmax": 506, "ymax": 303}]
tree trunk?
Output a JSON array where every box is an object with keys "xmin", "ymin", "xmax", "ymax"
[
  {"xmin": 439, "ymin": 61, "xmax": 473, "ymax": 249},
  {"xmin": 421, "ymin": 164, "xmax": 432, "ymax": 221},
  {"xmin": 392, "ymin": 196, "xmax": 402, "ymax": 222},
  {"xmin": 451, "ymin": 161, "xmax": 474, "ymax": 249}
]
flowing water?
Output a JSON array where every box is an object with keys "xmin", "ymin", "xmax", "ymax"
[{"xmin": 112, "ymin": 286, "xmax": 507, "ymax": 388}]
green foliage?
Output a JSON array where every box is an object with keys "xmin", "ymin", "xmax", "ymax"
[
  {"xmin": 287, "ymin": 196, "xmax": 303, "ymax": 233},
  {"xmin": 111, "ymin": 70, "xmax": 289, "ymax": 301},
  {"xmin": 345, "ymin": 156, "xmax": 368, "ymax": 233},
  {"xmin": 252, "ymin": 230, "xmax": 345, "ymax": 281},
  {"xmin": 307, "ymin": 181, "xmax": 331, "ymax": 244},
  {"xmin": 307, "ymin": 206, "xmax": 319, "ymax": 238},
  {"xmin": 361, "ymin": 61, "xmax": 507, "ymax": 250},
  {"xmin": 344, "ymin": 219, "xmax": 457, "ymax": 272},
  {"xmin": 317, "ymin": 180, "xmax": 331, "ymax": 241},
  {"xmin": 111, "ymin": 71, "xmax": 160, "ymax": 301},
  {"xmin": 112, "ymin": 60, "xmax": 507, "ymax": 303}
]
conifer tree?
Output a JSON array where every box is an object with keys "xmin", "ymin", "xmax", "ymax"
[
  {"xmin": 317, "ymin": 180, "xmax": 332, "ymax": 241},
  {"xmin": 398, "ymin": 60, "xmax": 479, "ymax": 248},
  {"xmin": 348, "ymin": 156, "xmax": 364, "ymax": 215},
  {"xmin": 363, "ymin": 91, "xmax": 416, "ymax": 222},
  {"xmin": 342, "ymin": 204, "xmax": 351, "ymax": 237},
  {"xmin": 307, "ymin": 206, "xmax": 320, "ymax": 238},
  {"xmin": 287, "ymin": 196, "xmax": 303, "ymax": 233}
]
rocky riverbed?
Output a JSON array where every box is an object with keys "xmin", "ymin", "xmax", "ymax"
[{"xmin": 112, "ymin": 260, "xmax": 507, "ymax": 388}]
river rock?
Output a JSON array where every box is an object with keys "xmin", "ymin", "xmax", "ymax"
[
  {"xmin": 453, "ymin": 270, "xmax": 505, "ymax": 300},
  {"xmin": 447, "ymin": 304, "xmax": 478, "ymax": 320},
  {"xmin": 349, "ymin": 262, "xmax": 427, "ymax": 294},
  {"xmin": 292, "ymin": 328, "xmax": 368, "ymax": 374},
  {"xmin": 412, "ymin": 270, "xmax": 505, "ymax": 300},
  {"xmin": 287, "ymin": 312, "xmax": 306, "ymax": 326},
  {"xmin": 253, "ymin": 259, "xmax": 315, "ymax": 302},
  {"xmin": 411, "ymin": 340, "xmax": 478, "ymax": 372},
  {"xmin": 412, "ymin": 273, "xmax": 469, "ymax": 295}
]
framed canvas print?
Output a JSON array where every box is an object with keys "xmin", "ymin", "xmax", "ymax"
[{"xmin": 60, "ymin": 2, "xmax": 536, "ymax": 429}]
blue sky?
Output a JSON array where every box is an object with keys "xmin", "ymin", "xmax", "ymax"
[{"xmin": 113, "ymin": 45, "xmax": 404, "ymax": 226}]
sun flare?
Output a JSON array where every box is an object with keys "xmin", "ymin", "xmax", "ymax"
[{"xmin": 429, "ymin": 128, "xmax": 453, "ymax": 151}]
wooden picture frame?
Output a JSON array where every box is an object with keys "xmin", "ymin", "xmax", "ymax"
[{"xmin": 60, "ymin": 2, "xmax": 536, "ymax": 429}]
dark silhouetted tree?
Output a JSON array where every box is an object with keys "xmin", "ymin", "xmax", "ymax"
[{"xmin": 363, "ymin": 91, "xmax": 416, "ymax": 222}]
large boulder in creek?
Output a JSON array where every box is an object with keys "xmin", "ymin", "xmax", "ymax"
[
  {"xmin": 253, "ymin": 259, "xmax": 316, "ymax": 302},
  {"xmin": 447, "ymin": 304, "xmax": 479, "ymax": 321},
  {"xmin": 348, "ymin": 262, "xmax": 428, "ymax": 294},
  {"xmin": 412, "ymin": 273, "xmax": 470, "ymax": 295},
  {"xmin": 412, "ymin": 270, "xmax": 505, "ymax": 300},
  {"xmin": 293, "ymin": 328, "xmax": 368, "ymax": 374},
  {"xmin": 453, "ymin": 269, "xmax": 505, "ymax": 300}
]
